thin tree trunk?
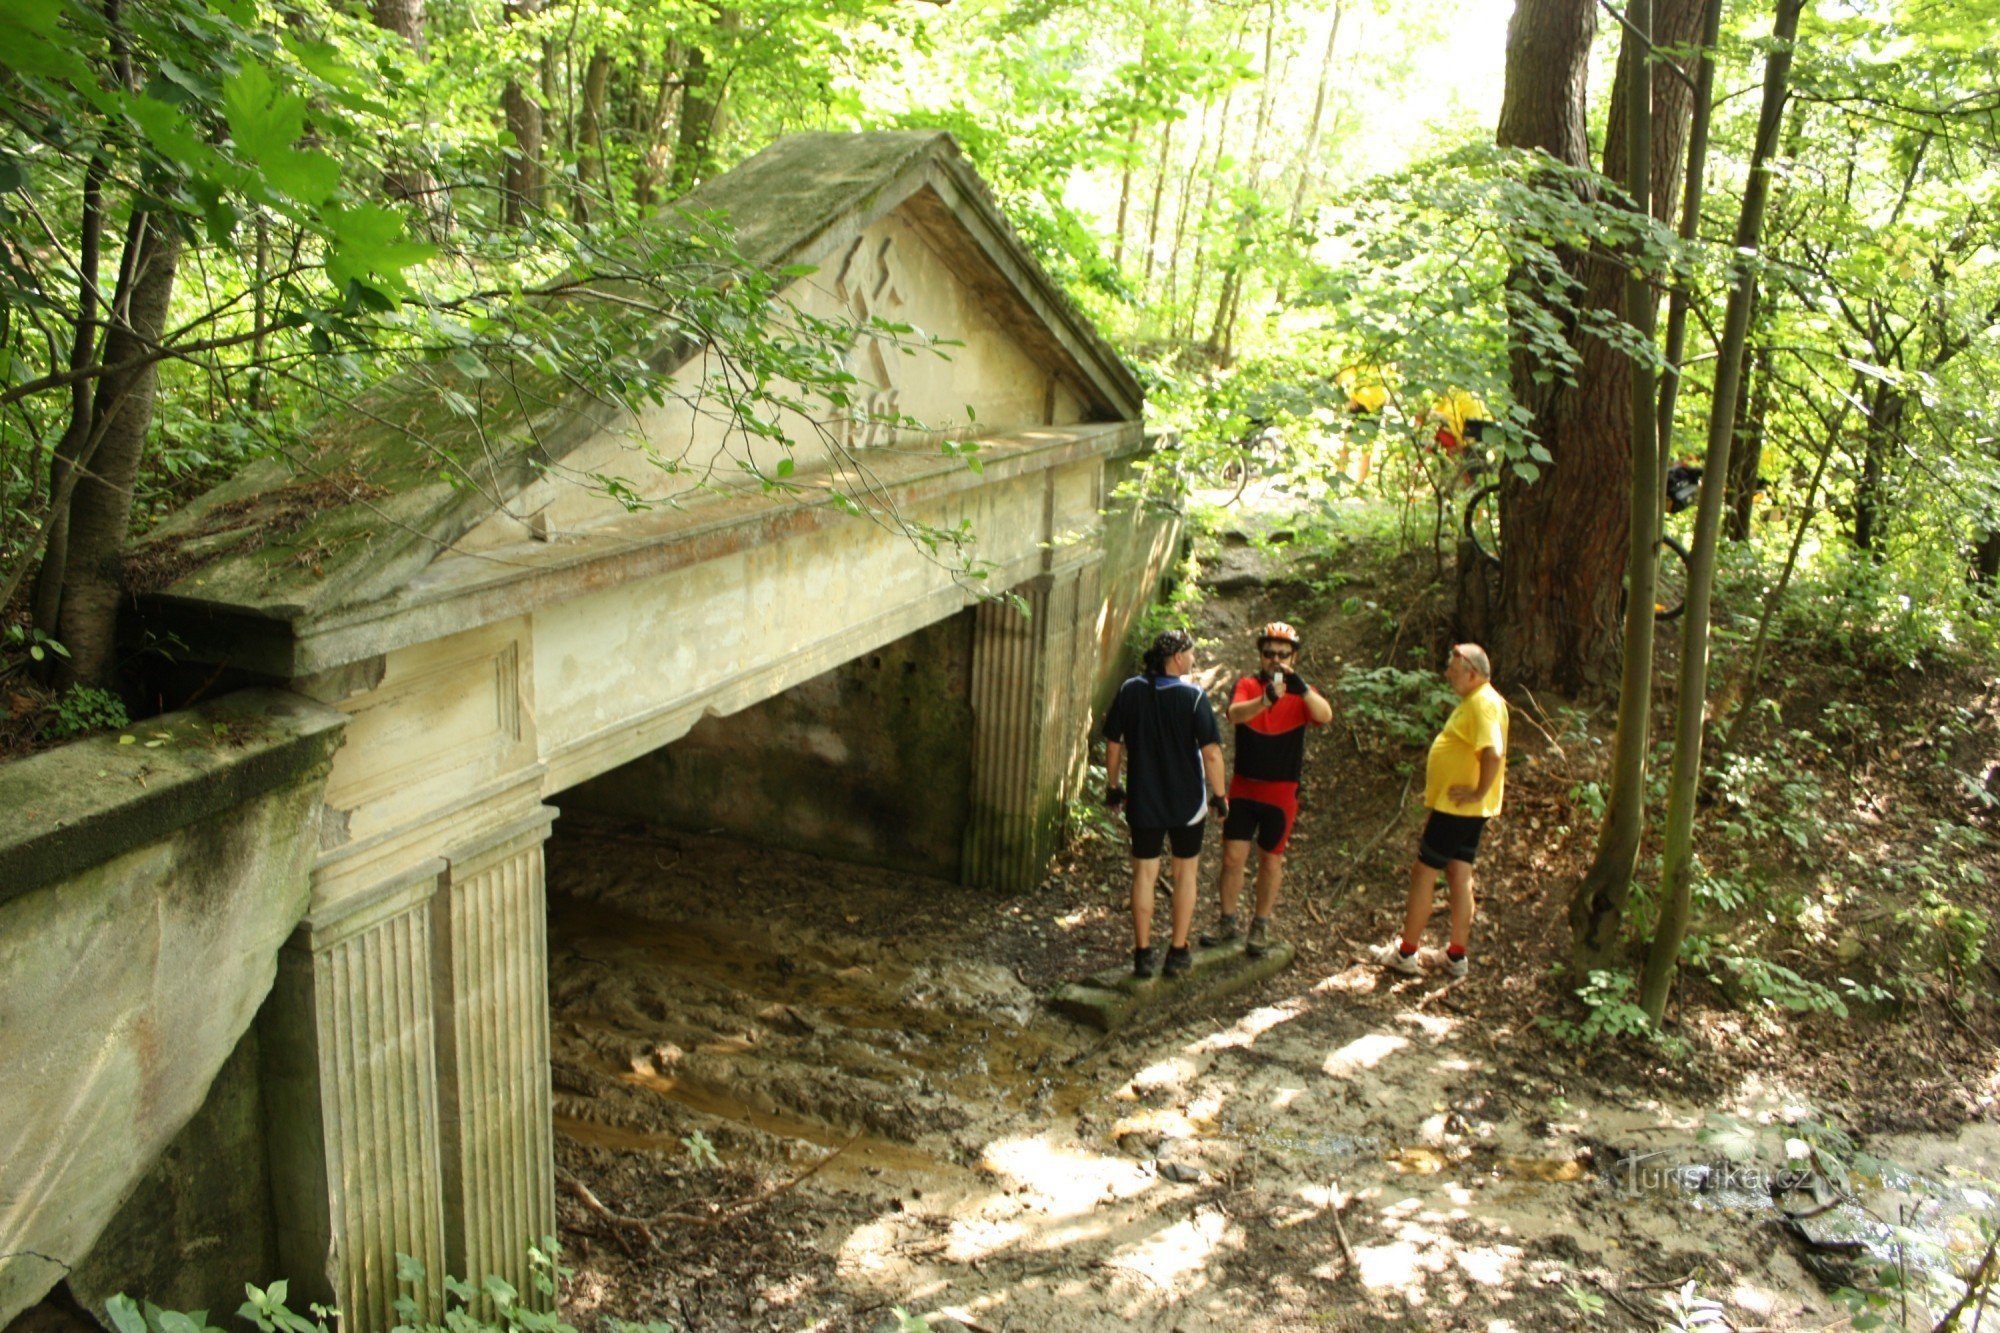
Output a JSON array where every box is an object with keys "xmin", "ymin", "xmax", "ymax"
[
  {"xmin": 1853, "ymin": 381, "xmax": 1900, "ymax": 555},
  {"xmin": 1142, "ymin": 119, "xmax": 1173, "ymax": 294},
  {"xmin": 1640, "ymin": 0, "xmax": 1803, "ymax": 1024},
  {"xmin": 30, "ymin": 154, "xmax": 106, "ymax": 643},
  {"xmin": 501, "ymin": 0, "xmax": 545, "ymax": 224},
  {"xmin": 372, "ymin": 0, "xmax": 446, "ymax": 235},
  {"xmin": 1716, "ymin": 390, "xmax": 1850, "ymax": 766},
  {"xmin": 1571, "ymin": 0, "xmax": 1677, "ymax": 970},
  {"xmin": 53, "ymin": 211, "xmax": 181, "ymax": 691},
  {"xmin": 1727, "ymin": 331, "xmax": 1771, "ymax": 540},
  {"xmin": 573, "ymin": 49, "xmax": 612, "ymax": 223},
  {"xmin": 670, "ymin": 9, "xmax": 738, "ymax": 195}
]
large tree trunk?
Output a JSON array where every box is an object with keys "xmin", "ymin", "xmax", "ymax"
[
  {"xmin": 501, "ymin": 0, "xmax": 545, "ymax": 225},
  {"xmin": 1640, "ymin": 0, "xmax": 1803, "ymax": 1024},
  {"xmin": 53, "ymin": 212, "xmax": 181, "ymax": 691},
  {"xmin": 1484, "ymin": 0, "xmax": 1705, "ymax": 694},
  {"xmin": 1487, "ymin": 0, "xmax": 1609, "ymax": 692}
]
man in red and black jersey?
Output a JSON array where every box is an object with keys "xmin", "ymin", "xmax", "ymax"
[{"xmin": 1199, "ymin": 622, "xmax": 1333, "ymax": 957}]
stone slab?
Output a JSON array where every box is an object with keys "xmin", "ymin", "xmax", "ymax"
[{"xmin": 1048, "ymin": 939, "xmax": 1296, "ymax": 1031}]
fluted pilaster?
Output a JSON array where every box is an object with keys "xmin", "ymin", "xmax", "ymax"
[
  {"xmin": 433, "ymin": 811, "xmax": 557, "ymax": 1310},
  {"xmin": 262, "ymin": 864, "xmax": 448, "ymax": 1333}
]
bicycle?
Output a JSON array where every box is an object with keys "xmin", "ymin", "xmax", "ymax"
[{"xmin": 1461, "ymin": 466, "xmax": 1692, "ymax": 622}]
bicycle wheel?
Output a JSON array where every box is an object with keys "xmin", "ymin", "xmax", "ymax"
[
  {"xmin": 1462, "ymin": 482, "xmax": 1502, "ymax": 566},
  {"xmin": 1653, "ymin": 533, "xmax": 1690, "ymax": 621}
]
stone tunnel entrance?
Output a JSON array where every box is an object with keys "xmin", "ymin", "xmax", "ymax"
[{"xmin": 558, "ymin": 611, "xmax": 978, "ymax": 882}]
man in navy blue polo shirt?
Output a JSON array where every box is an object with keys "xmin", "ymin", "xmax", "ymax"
[{"xmin": 1103, "ymin": 629, "xmax": 1228, "ymax": 979}]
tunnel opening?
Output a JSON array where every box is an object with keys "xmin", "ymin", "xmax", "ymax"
[{"xmin": 538, "ymin": 607, "xmax": 1087, "ymax": 1225}]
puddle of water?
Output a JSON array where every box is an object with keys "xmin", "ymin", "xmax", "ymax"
[{"xmin": 555, "ymin": 1105, "xmax": 951, "ymax": 1178}]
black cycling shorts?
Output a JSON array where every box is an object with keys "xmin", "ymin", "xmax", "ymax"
[
  {"xmin": 1417, "ymin": 811, "xmax": 1489, "ymax": 869},
  {"xmin": 1130, "ymin": 822, "xmax": 1205, "ymax": 860},
  {"xmin": 1223, "ymin": 796, "xmax": 1294, "ymax": 854}
]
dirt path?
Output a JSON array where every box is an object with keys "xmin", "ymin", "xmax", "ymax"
[{"xmin": 542, "ymin": 527, "xmax": 2000, "ymax": 1331}]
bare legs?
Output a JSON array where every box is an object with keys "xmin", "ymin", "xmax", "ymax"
[
  {"xmin": 1215, "ymin": 839, "xmax": 1285, "ymax": 921},
  {"xmin": 1398, "ymin": 857, "xmax": 1475, "ymax": 952},
  {"xmin": 1131, "ymin": 854, "xmax": 1201, "ymax": 949}
]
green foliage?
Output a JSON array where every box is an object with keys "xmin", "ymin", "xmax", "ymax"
[
  {"xmin": 1332, "ymin": 664, "xmax": 1449, "ymax": 752},
  {"xmin": 680, "ymin": 1129, "xmax": 722, "ymax": 1171},
  {"xmin": 1712, "ymin": 953, "xmax": 1850, "ymax": 1017},
  {"xmin": 1538, "ymin": 968, "xmax": 1689, "ymax": 1057},
  {"xmin": 47, "ymin": 685, "xmax": 129, "ymax": 737}
]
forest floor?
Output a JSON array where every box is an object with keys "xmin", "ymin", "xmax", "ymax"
[{"xmin": 542, "ymin": 503, "xmax": 2000, "ymax": 1332}]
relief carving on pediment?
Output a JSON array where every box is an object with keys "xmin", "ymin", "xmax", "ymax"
[{"xmin": 833, "ymin": 234, "xmax": 908, "ymax": 448}]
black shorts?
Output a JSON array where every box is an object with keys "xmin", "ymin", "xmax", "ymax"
[
  {"xmin": 1130, "ymin": 822, "xmax": 1205, "ymax": 860},
  {"xmin": 1418, "ymin": 811, "xmax": 1488, "ymax": 869},
  {"xmin": 1223, "ymin": 796, "xmax": 1294, "ymax": 854}
]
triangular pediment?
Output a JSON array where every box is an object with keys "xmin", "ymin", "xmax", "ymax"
[{"xmin": 131, "ymin": 132, "xmax": 1140, "ymax": 636}]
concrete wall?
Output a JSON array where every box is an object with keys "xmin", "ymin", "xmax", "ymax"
[
  {"xmin": 1091, "ymin": 442, "xmax": 1187, "ymax": 712},
  {"xmin": 66, "ymin": 1031, "xmax": 276, "ymax": 1322},
  {"xmin": 0, "ymin": 691, "xmax": 347, "ymax": 1328},
  {"xmin": 562, "ymin": 611, "xmax": 975, "ymax": 878}
]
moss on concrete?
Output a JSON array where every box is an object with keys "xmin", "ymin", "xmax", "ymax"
[
  {"xmin": 1049, "ymin": 940, "xmax": 1295, "ymax": 1032},
  {"xmin": 0, "ymin": 690, "xmax": 348, "ymax": 904}
]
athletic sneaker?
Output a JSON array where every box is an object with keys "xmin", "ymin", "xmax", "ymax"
[
  {"xmin": 1419, "ymin": 947, "xmax": 1469, "ymax": 980},
  {"xmin": 1162, "ymin": 945, "xmax": 1193, "ymax": 978},
  {"xmin": 1369, "ymin": 940, "xmax": 1422, "ymax": 976},
  {"xmin": 1198, "ymin": 914, "xmax": 1241, "ymax": 948},
  {"xmin": 1245, "ymin": 916, "xmax": 1276, "ymax": 958},
  {"xmin": 1133, "ymin": 946, "xmax": 1160, "ymax": 979}
]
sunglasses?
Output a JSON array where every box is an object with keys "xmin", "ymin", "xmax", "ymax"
[{"xmin": 1259, "ymin": 646, "xmax": 1295, "ymax": 660}]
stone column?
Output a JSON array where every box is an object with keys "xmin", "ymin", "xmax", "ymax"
[
  {"xmin": 260, "ymin": 862, "xmax": 450, "ymax": 1332},
  {"xmin": 432, "ymin": 810, "xmax": 558, "ymax": 1309},
  {"xmin": 963, "ymin": 557, "xmax": 1104, "ymax": 892}
]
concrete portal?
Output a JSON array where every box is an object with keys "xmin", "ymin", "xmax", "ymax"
[{"xmin": 123, "ymin": 134, "xmax": 1174, "ymax": 1328}]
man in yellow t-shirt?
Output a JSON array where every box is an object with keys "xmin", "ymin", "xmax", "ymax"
[{"xmin": 1370, "ymin": 643, "xmax": 1507, "ymax": 981}]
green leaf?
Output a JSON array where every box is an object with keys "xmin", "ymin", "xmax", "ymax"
[
  {"xmin": 1510, "ymin": 460, "xmax": 1541, "ymax": 483},
  {"xmin": 774, "ymin": 456, "xmax": 795, "ymax": 477},
  {"xmin": 105, "ymin": 1296, "xmax": 148, "ymax": 1333},
  {"xmin": 450, "ymin": 350, "xmax": 490, "ymax": 380}
]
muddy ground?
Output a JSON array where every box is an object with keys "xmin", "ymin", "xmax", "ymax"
[{"xmin": 543, "ymin": 528, "xmax": 2000, "ymax": 1332}]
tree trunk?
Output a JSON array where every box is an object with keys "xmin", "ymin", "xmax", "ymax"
[
  {"xmin": 1727, "ymin": 333, "xmax": 1771, "ymax": 541},
  {"xmin": 501, "ymin": 0, "xmax": 545, "ymax": 225},
  {"xmin": 1974, "ymin": 531, "xmax": 2000, "ymax": 585},
  {"xmin": 1484, "ymin": 0, "xmax": 1704, "ymax": 694},
  {"xmin": 1571, "ymin": 0, "xmax": 1678, "ymax": 970},
  {"xmin": 573, "ymin": 48, "xmax": 612, "ymax": 223},
  {"xmin": 1639, "ymin": 0, "xmax": 1802, "ymax": 1025},
  {"xmin": 29, "ymin": 154, "xmax": 106, "ymax": 644},
  {"xmin": 1853, "ymin": 382, "xmax": 1900, "ymax": 555},
  {"xmin": 372, "ymin": 0, "xmax": 447, "ymax": 236},
  {"xmin": 53, "ymin": 212, "xmax": 181, "ymax": 691},
  {"xmin": 670, "ymin": 9, "xmax": 738, "ymax": 196}
]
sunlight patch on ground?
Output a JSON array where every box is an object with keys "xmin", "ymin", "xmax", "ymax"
[
  {"xmin": 1100, "ymin": 1207, "xmax": 1233, "ymax": 1291},
  {"xmin": 1125, "ymin": 1057, "xmax": 1198, "ymax": 1094},
  {"xmin": 1323, "ymin": 1032, "xmax": 1409, "ymax": 1078},
  {"xmin": 981, "ymin": 1136, "xmax": 1154, "ymax": 1216},
  {"xmin": 1312, "ymin": 963, "xmax": 1382, "ymax": 993},
  {"xmin": 942, "ymin": 1215, "xmax": 1030, "ymax": 1262},
  {"xmin": 1187, "ymin": 998, "xmax": 1309, "ymax": 1052},
  {"xmin": 1395, "ymin": 1010, "xmax": 1459, "ymax": 1040}
]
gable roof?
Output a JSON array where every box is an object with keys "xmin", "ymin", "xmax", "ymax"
[{"xmin": 130, "ymin": 131, "xmax": 1141, "ymax": 635}]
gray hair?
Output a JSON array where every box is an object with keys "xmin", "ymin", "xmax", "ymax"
[{"xmin": 1455, "ymin": 643, "xmax": 1492, "ymax": 679}]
